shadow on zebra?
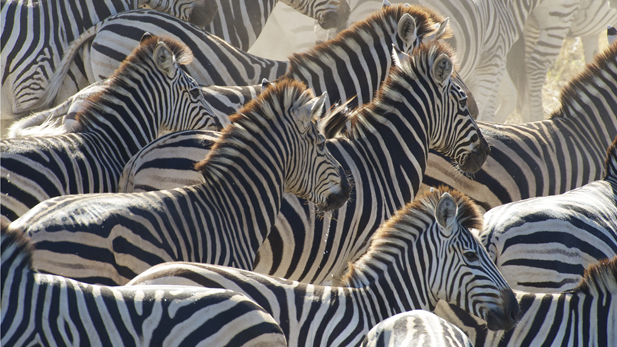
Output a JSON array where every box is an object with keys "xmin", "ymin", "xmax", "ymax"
[
  {"xmin": 6, "ymin": 79, "xmax": 350, "ymax": 285},
  {"xmin": 0, "ymin": 227, "xmax": 288, "ymax": 346}
]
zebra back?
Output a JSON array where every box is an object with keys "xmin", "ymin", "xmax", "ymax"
[
  {"xmin": 477, "ymin": 134, "xmax": 617, "ymax": 293},
  {"xmin": 360, "ymin": 310, "xmax": 473, "ymax": 347},
  {"xmin": 423, "ymin": 40, "xmax": 617, "ymax": 212},
  {"xmin": 0, "ymin": 228, "xmax": 288, "ymax": 346},
  {"xmin": 128, "ymin": 187, "xmax": 519, "ymax": 346},
  {"xmin": 1, "ymin": 35, "xmax": 218, "ymax": 222}
]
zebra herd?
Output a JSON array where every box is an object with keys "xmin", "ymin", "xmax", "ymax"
[{"xmin": 1, "ymin": 0, "xmax": 616, "ymax": 346}]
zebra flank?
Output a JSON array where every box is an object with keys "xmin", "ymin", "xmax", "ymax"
[
  {"xmin": 0, "ymin": 0, "xmax": 207, "ymax": 118},
  {"xmin": 0, "ymin": 228, "xmax": 288, "ymax": 347},
  {"xmin": 0, "ymin": 35, "xmax": 219, "ymax": 222},
  {"xmin": 360, "ymin": 310, "xmax": 473, "ymax": 347},
  {"xmin": 423, "ymin": 40, "xmax": 617, "ymax": 211},
  {"xmin": 8, "ymin": 79, "xmax": 349, "ymax": 285},
  {"xmin": 477, "ymin": 135, "xmax": 617, "ymax": 293},
  {"xmin": 128, "ymin": 187, "xmax": 519, "ymax": 347}
]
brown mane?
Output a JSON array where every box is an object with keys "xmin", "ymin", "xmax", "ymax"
[
  {"xmin": 573, "ymin": 256, "xmax": 617, "ymax": 294},
  {"xmin": 1, "ymin": 226, "xmax": 34, "ymax": 271},
  {"xmin": 341, "ymin": 186, "xmax": 482, "ymax": 285},
  {"xmin": 550, "ymin": 41, "xmax": 617, "ymax": 120},
  {"xmin": 603, "ymin": 135, "xmax": 617, "ymax": 180},
  {"xmin": 194, "ymin": 78, "xmax": 313, "ymax": 175}
]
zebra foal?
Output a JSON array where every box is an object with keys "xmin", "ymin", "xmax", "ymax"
[
  {"xmin": 0, "ymin": 35, "xmax": 220, "ymax": 222},
  {"xmin": 128, "ymin": 187, "xmax": 520, "ymax": 347},
  {"xmin": 0, "ymin": 228, "xmax": 288, "ymax": 347},
  {"xmin": 0, "ymin": 0, "xmax": 215, "ymax": 119},
  {"xmin": 7, "ymin": 79, "xmax": 350, "ymax": 285},
  {"xmin": 360, "ymin": 310, "xmax": 473, "ymax": 347}
]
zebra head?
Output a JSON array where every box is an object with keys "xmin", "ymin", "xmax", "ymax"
[
  {"xmin": 136, "ymin": 35, "xmax": 222, "ymax": 134},
  {"xmin": 140, "ymin": 0, "xmax": 219, "ymax": 27},
  {"xmin": 425, "ymin": 188, "xmax": 519, "ymax": 331},
  {"xmin": 392, "ymin": 43, "xmax": 489, "ymax": 173},
  {"xmin": 262, "ymin": 79, "xmax": 350, "ymax": 211}
]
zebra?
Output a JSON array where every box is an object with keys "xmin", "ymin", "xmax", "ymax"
[
  {"xmin": 0, "ymin": 228, "xmax": 288, "ymax": 347},
  {"xmin": 360, "ymin": 310, "xmax": 473, "ymax": 347},
  {"xmin": 0, "ymin": 0, "xmax": 215, "ymax": 120},
  {"xmin": 126, "ymin": 187, "xmax": 521, "ymax": 347},
  {"xmin": 610, "ymin": 25, "xmax": 617, "ymax": 45},
  {"xmin": 207, "ymin": 0, "xmax": 350, "ymax": 52},
  {"xmin": 106, "ymin": 40, "xmax": 489, "ymax": 286},
  {"xmin": 27, "ymin": 3, "xmax": 449, "ymax": 114},
  {"xmin": 501, "ymin": 0, "xmax": 617, "ymax": 121},
  {"xmin": 7, "ymin": 79, "xmax": 351, "ymax": 285},
  {"xmin": 474, "ymin": 135, "xmax": 617, "ymax": 293},
  {"xmin": 434, "ymin": 257, "xmax": 617, "ymax": 347},
  {"xmin": 0, "ymin": 35, "xmax": 220, "ymax": 222},
  {"xmin": 421, "ymin": 39, "xmax": 617, "ymax": 212}
]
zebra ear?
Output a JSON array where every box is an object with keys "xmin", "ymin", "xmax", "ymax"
[
  {"xmin": 432, "ymin": 53, "xmax": 453, "ymax": 87},
  {"xmin": 311, "ymin": 92, "xmax": 328, "ymax": 119},
  {"xmin": 397, "ymin": 13, "xmax": 417, "ymax": 51},
  {"xmin": 435, "ymin": 192, "xmax": 458, "ymax": 236},
  {"xmin": 140, "ymin": 32, "xmax": 153, "ymax": 44},
  {"xmin": 431, "ymin": 18, "xmax": 449, "ymax": 41},
  {"xmin": 392, "ymin": 45, "xmax": 408, "ymax": 68},
  {"xmin": 153, "ymin": 41, "xmax": 178, "ymax": 79},
  {"xmin": 261, "ymin": 78, "xmax": 272, "ymax": 90},
  {"xmin": 382, "ymin": 0, "xmax": 392, "ymax": 8},
  {"xmin": 296, "ymin": 92, "xmax": 327, "ymax": 131}
]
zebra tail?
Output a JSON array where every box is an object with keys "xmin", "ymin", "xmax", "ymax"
[
  {"xmin": 17, "ymin": 22, "xmax": 103, "ymax": 115},
  {"xmin": 321, "ymin": 97, "xmax": 355, "ymax": 139}
]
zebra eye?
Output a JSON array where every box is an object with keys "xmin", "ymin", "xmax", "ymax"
[
  {"xmin": 459, "ymin": 97, "xmax": 467, "ymax": 109},
  {"xmin": 190, "ymin": 88, "xmax": 202, "ymax": 99},
  {"xmin": 317, "ymin": 134, "xmax": 326, "ymax": 150},
  {"xmin": 464, "ymin": 250, "xmax": 478, "ymax": 262}
]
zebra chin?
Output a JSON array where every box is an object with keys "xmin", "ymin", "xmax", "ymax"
[
  {"xmin": 458, "ymin": 139, "xmax": 490, "ymax": 173},
  {"xmin": 481, "ymin": 288, "xmax": 521, "ymax": 331},
  {"xmin": 319, "ymin": 174, "xmax": 351, "ymax": 211}
]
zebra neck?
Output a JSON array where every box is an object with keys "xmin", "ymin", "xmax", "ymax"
[{"xmin": 287, "ymin": 23, "xmax": 399, "ymax": 109}]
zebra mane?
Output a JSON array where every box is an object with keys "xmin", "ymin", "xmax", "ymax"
[
  {"xmin": 194, "ymin": 79, "xmax": 315, "ymax": 180},
  {"xmin": 342, "ymin": 41, "xmax": 457, "ymax": 139},
  {"xmin": 1, "ymin": 227, "xmax": 34, "ymax": 272},
  {"xmin": 551, "ymin": 41, "xmax": 617, "ymax": 121},
  {"xmin": 603, "ymin": 135, "xmax": 617, "ymax": 180},
  {"xmin": 287, "ymin": 4, "xmax": 449, "ymax": 74},
  {"xmin": 69, "ymin": 35, "xmax": 194, "ymax": 131},
  {"xmin": 341, "ymin": 186, "xmax": 482, "ymax": 287},
  {"xmin": 573, "ymin": 256, "xmax": 617, "ymax": 295}
]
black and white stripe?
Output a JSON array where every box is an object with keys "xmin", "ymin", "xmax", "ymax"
[
  {"xmin": 8, "ymin": 79, "xmax": 350, "ymax": 285},
  {"xmin": 361, "ymin": 310, "xmax": 473, "ymax": 347},
  {"xmin": 435, "ymin": 257, "xmax": 617, "ymax": 347},
  {"xmin": 476, "ymin": 135, "xmax": 617, "ymax": 293},
  {"xmin": 0, "ymin": 228, "xmax": 288, "ymax": 347},
  {"xmin": 422, "ymin": 40, "xmax": 617, "ymax": 212},
  {"xmin": 109, "ymin": 41, "xmax": 489, "ymax": 286},
  {"xmin": 30, "ymin": 3, "xmax": 448, "ymax": 114},
  {"xmin": 504, "ymin": 0, "xmax": 617, "ymax": 121},
  {"xmin": 127, "ymin": 188, "xmax": 520, "ymax": 346},
  {"xmin": 0, "ymin": 0, "xmax": 211, "ymax": 118},
  {"xmin": 206, "ymin": 0, "xmax": 350, "ymax": 51},
  {"xmin": 0, "ymin": 36, "xmax": 219, "ymax": 222}
]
